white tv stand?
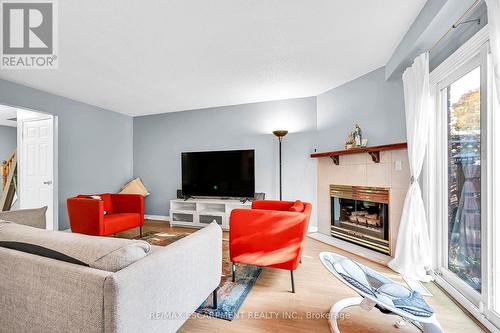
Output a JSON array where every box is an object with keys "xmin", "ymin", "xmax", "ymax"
[{"xmin": 169, "ymin": 198, "xmax": 251, "ymax": 230}]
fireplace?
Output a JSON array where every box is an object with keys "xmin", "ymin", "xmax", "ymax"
[{"xmin": 330, "ymin": 185, "xmax": 390, "ymax": 255}]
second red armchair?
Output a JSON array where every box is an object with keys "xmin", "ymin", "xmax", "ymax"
[{"xmin": 229, "ymin": 199, "xmax": 312, "ymax": 293}]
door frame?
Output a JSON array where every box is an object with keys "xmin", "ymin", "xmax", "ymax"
[{"xmin": 17, "ymin": 108, "xmax": 58, "ymax": 231}]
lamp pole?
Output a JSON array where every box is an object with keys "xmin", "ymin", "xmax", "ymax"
[{"xmin": 273, "ymin": 130, "xmax": 288, "ymax": 201}]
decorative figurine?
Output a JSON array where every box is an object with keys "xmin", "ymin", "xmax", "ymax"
[
  {"xmin": 344, "ymin": 124, "xmax": 366, "ymax": 149},
  {"xmin": 354, "ymin": 124, "xmax": 362, "ymax": 147},
  {"xmin": 345, "ymin": 132, "xmax": 355, "ymax": 149}
]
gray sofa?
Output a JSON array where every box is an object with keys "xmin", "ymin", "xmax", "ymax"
[{"xmin": 0, "ymin": 214, "xmax": 222, "ymax": 333}]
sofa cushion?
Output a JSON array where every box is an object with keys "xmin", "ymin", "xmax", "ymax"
[
  {"xmin": 0, "ymin": 240, "xmax": 89, "ymax": 266},
  {"xmin": 0, "ymin": 221, "xmax": 150, "ymax": 272},
  {"xmin": 0, "ymin": 206, "xmax": 47, "ymax": 229},
  {"xmin": 288, "ymin": 200, "xmax": 305, "ymax": 212}
]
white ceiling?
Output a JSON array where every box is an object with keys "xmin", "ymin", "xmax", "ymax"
[
  {"xmin": 0, "ymin": 106, "xmax": 17, "ymax": 127},
  {"xmin": 0, "ymin": 0, "xmax": 426, "ymax": 116}
]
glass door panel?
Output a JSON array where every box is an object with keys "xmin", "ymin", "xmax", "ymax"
[{"xmin": 446, "ymin": 66, "xmax": 482, "ymax": 293}]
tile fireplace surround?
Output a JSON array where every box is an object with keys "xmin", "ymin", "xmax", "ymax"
[{"xmin": 315, "ymin": 148, "xmax": 410, "ymax": 264}]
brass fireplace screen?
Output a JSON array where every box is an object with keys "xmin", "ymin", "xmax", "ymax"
[{"xmin": 330, "ymin": 185, "xmax": 390, "ymax": 255}]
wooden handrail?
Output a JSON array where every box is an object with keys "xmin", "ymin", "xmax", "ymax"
[{"xmin": 2, "ymin": 150, "xmax": 16, "ymax": 192}]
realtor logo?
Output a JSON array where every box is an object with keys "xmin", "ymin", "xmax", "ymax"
[{"xmin": 1, "ymin": 0, "xmax": 58, "ymax": 69}]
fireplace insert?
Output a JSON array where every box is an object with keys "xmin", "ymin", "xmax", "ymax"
[{"xmin": 330, "ymin": 185, "xmax": 390, "ymax": 255}]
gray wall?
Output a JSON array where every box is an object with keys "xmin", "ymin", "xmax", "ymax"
[
  {"xmin": 0, "ymin": 67, "xmax": 406, "ymax": 233},
  {"xmin": 0, "ymin": 125, "xmax": 17, "ymax": 197},
  {"xmin": 133, "ymin": 97, "xmax": 318, "ymax": 228},
  {"xmin": 0, "ymin": 79, "xmax": 133, "ymax": 230},
  {"xmin": 133, "ymin": 69, "xmax": 408, "ymax": 231},
  {"xmin": 316, "ymin": 67, "xmax": 406, "ymax": 151},
  {"xmin": 385, "ymin": 0, "xmax": 478, "ymax": 79}
]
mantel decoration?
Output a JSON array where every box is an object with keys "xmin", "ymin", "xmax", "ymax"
[{"xmin": 345, "ymin": 124, "xmax": 368, "ymax": 149}]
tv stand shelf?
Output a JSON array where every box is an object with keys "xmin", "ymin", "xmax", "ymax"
[{"xmin": 170, "ymin": 198, "xmax": 251, "ymax": 230}]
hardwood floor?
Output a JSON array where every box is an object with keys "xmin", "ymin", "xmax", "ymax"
[{"xmin": 118, "ymin": 220, "xmax": 487, "ymax": 333}]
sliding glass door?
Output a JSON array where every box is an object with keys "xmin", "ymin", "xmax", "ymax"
[
  {"xmin": 431, "ymin": 30, "xmax": 489, "ymax": 310},
  {"xmin": 429, "ymin": 28, "xmax": 500, "ymax": 329}
]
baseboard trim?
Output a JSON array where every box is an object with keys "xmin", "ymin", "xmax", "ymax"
[
  {"xmin": 307, "ymin": 226, "xmax": 318, "ymax": 233},
  {"xmin": 145, "ymin": 216, "xmax": 317, "ymax": 230},
  {"xmin": 434, "ymin": 274, "xmax": 497, "ymax": 332},
  {"xmin": 144, "ymin": 214, "xmax": 169, "ymax": 221}
]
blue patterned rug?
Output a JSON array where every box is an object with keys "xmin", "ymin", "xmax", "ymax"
[{"xmin": 196, "ymin": 264, "xmax": 262, "ymax": 321}]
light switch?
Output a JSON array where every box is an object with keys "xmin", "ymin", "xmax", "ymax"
[{"xmin": 394, "ymin": 160, "xmax": 402, "ymax": 171}]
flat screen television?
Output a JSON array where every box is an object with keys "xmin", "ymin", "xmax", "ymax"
[{"xmin": 181, "ymin": 149, "xmax": 255, "ymax": 198}]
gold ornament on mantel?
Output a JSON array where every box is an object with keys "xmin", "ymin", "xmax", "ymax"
[{"xmin": 344, "ymin": 124, "xmax": 367, "ymax": 149}]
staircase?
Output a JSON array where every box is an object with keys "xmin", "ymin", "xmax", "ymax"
[{"xmin": 1, "ymin": 150, "xmax": 17, "ymax": 211}]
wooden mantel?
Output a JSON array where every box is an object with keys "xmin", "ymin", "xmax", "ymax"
[{"xmin": 310, "ymin": 142, "xmax": 407, "ymax": 165}]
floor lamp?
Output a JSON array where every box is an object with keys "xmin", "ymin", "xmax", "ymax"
[{"xmin": 273, "ymin": 130, "xmax": 288, "ymax": 201}]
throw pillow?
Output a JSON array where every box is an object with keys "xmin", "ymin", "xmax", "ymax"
[{"xmin": 119, "ymin": 177, "xmax": 150, "ymax": 196}]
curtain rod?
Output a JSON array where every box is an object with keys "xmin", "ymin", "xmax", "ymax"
[{"xmin": 429, "ymin": 0, "xmax": 482, "ymax": 53}]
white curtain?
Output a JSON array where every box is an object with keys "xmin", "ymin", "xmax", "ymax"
[
  {"xmin": 388, "ymin": 53, "xmax": 433, "ymax": 282},
  {"xmin": 486, "ymin": 0, "xmax": 500, "ymax": 105}
]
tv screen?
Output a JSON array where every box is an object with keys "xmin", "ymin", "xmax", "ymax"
[{"xmin": 182, "ymin": 149, "xmax": 255, "ymax": 198}]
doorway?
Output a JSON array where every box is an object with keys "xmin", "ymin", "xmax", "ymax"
[{"xmin": 0, "ymin": 106, "xmax": 58, "ymax": 230}]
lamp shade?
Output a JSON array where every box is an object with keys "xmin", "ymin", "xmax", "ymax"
[{"xmin": 272, "ymin": 130, "xmax": 288, "ymax": 138}]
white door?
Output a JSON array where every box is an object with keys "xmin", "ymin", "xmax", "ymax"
[{"xmin": 20, "ymin": 118, "xmax": 54, "ymax": 229}]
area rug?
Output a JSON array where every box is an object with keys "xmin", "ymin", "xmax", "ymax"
[
  {"xmin": 134, "ymin": 231, "xmax": 190, "ymax": 246},
  {"xmin": 135, "ymin": 231, "xmax": 261, "ymax": 321}
]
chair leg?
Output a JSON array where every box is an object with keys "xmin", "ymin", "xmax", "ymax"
[
  {"xmin": 212, "ymin": 287, "xmax": 219, "ymax": 309},
  {"xmin": 139, "ymin": 226, "xmax": 143, "ymax": 237},
  {"xmin": 232, "ymin": 263, "xmax": 236, "ymax": 282},
  {"xmin": 290, "ymin": 270, "xmax": 295, "ymax": 293}
]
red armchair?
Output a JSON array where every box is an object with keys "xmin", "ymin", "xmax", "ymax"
[
  {"xmin": 229, "ymin": 200, "xmax": 312, "ymax": 293},
  {"xmin": 67, "ymin": 193, "xmax": 144, "ymax": 237}
]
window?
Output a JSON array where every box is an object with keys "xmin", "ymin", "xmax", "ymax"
[{"xmin": 446, "ymin": 66, "xmax": 482, "ymax": 293}]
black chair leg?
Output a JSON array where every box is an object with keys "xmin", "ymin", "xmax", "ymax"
[
  {"xmin": 212, "ymin": 287, "xmax": 219, "ymax": 309},
  {"xmin": 139, "ymin": 226, "xmax": 143, "ymax": 237},
  {"xmin": 290, "ymin": 270, "xmax": 295, "ymax": 293},
  {"xmin": 232, "ymin": 263, "xmax": 236, "ymax": 282}
]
